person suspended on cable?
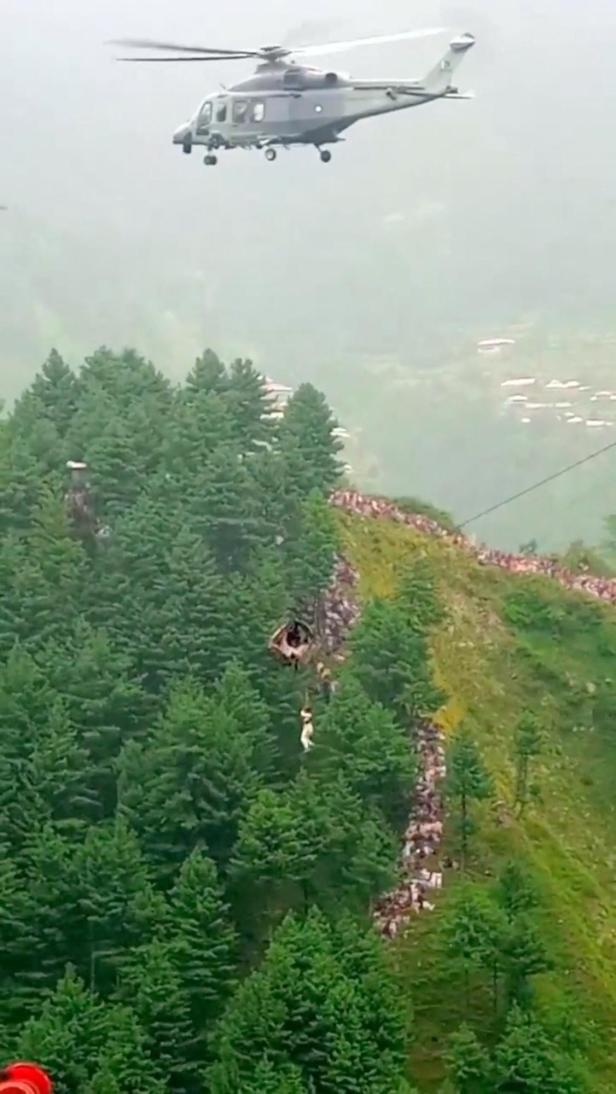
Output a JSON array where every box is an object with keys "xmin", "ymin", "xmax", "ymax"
[{"xmin": 300, "ymin": 705, "xmax": 315, "ymax": 752}]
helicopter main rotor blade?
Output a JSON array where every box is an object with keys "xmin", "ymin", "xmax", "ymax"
[
  {"xmin": 294, "ymin": 27, "xmax": 446, "ymax": 57},
  {"xmin": 117, "ymin": 54, "xmax": 252, "ymax": 62},
  {"xmin": 110, "ymin": 38, "xmax": 260, "ymax": 57}
]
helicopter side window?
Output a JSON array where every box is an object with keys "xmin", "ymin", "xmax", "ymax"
[
  {"xmin": 233, "ymin": 100, "xmax": 249, "ymax": 124},
  {"xmin": 216, "ymin": 101, "xmax": 227, "ymax": 123},
  {"xmin": 283, "ymin": 70, "xmax": 305, "ymax": 90},
  {"xmin": 250, "ymin": 101, "xmax": 266, "ymax": 123}
]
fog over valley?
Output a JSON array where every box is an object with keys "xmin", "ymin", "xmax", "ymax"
[{"xmin": 3, "ymin": 0, "xmax": 616, "ymax": 548}]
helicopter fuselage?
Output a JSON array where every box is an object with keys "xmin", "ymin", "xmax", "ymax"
[{"xmin": 172, "ymin": 35, "xmax": 475, "ymax": 163}]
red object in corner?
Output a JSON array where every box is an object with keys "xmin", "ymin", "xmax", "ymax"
[{"xmin": 0, "ymin": 1063, "xmax": 53, "ymax": 1094}]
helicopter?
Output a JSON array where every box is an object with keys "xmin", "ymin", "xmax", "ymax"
[{"xmin": 111, "ymin": 28, "xmax": 476, "ymax": 165}]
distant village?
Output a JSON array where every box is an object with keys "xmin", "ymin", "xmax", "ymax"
[{"xmin": 477, "ymin": 338, "xmax": 616, "ymax": 431}]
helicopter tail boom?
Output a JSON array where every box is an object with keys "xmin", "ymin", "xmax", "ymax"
[{"xmin": 422, "ymin": 32, "xmax": 475, "ymax": 95}]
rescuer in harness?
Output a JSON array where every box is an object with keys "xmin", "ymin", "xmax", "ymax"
[{"xmin": 268, "ymin": 619, "xmax": 314, "ymax": 671}]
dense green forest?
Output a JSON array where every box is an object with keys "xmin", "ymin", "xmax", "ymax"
[
  {"xmin": 0, "ymin": 347, "xmax": 607, "ymax": 1092},
  {"xmin": 0, "ymin": 347, "xmax": 421, "ymax": 1092}
]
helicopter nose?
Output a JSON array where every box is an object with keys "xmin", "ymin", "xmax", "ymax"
[{"xmin": 172, "ymin": 123, "xmax": 191, "ymax": 145}]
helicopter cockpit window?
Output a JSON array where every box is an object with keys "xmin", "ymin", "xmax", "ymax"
[
  {"xmin": 197, "ymin": 102, "xmax": 213, "ymax": 133},
  {"xmin": 232, "ymin": 100, "xmax": 249, "ymax": 123},
  {"xmin": 216, "ymin": 101, "xmax": 227, "ymax": 123},
  {"xmin": 250, "ymin": 101, "xmax": 266, "ymax": 123}
]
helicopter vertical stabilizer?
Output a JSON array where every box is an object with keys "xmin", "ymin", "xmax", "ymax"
[{"xmin": 423, "ymin": 32, "xmax": 475, "ymax": 95}]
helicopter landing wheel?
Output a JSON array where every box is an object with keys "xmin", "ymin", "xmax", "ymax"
[
  {"xmin": 204, "ymin": 154, "xmax": 218, "ymax": 166},
  {"xmin": 319, "ymin": 149, "xmax": 332, "ymax": 164},
  {"xmin": 264, "ymin": 147, "xmax": 277, "ymax": 162},
  {"xmin": 183, "ymin": 136, "xmax": 193, "ymax": 155}
]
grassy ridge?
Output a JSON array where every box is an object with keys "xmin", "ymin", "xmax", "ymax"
[{"xmin": 336, "ymin": 510, "xmax": 616, "ymax": 1093}]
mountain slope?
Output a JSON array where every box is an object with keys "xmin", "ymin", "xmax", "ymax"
[{"xmin": 336, "ymin": 507, "xmax": 616, "ymax": 1092}]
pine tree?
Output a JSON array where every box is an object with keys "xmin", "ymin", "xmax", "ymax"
[
  {"xmin": 214, "ymin": 661, "xmax": 277, "ymax": 781},
  {"xmin": 160, "ymin": 388, "xmax": 235, "ymax": 486},
  {"xmin": 23, "ymin": 700, "xmax": 94, "ymax": 831},
  {"xmin": 247, "ymin": 447, "xmax": 301, "ymax": 549},
  {"xmin": 285, "ymin": 490, "xmax": 338, "ymax": 614},
  {"xmin": 118, "ymin": 681, "xmax": 263, "ymax": 872},
  {"xmin": 0, "ymin": 850, "xmax": 37, "ymax": 1026},
  {"xmin": 447, "ymin": 1024, "xmax": 492, "ymax": 1093},
  {"xmin": 27, "ymin": 349, "xmax": 79, "ymax": 436},
  {"xmin": 277, "ymin": 383, "xmax": 343, "ymax": 496},
  {"xmin": 216, "ymin": 549, "xmax": 290, "ymax": 694},
  {"xmin": 0, "ymin": 650, "xmax": 60, "ymax": 847},
  {"xmin": 316, "ymin": 677, "xmax": 414, "ymax": 828},
  {"xmin": 495, "ymin": 1004, "xmax": 585, "ymax": 1093},
  {"xmin": 119, "ymin": 939, "xmax": 197, "ymax": 1092},
  {"xmin": 496, "ymin": 862, "xmax": 539, "ymax": 923},
  {"xmin": 77, "ymin": 347, "xmax": 172, "ymax": 412},
  {"xmin": 443, "ymin": 886, "xmax": 507, "ymax": 1014},
  {"xmin": 225, "ymin": 358, "xmax": 273, "ymax": 452},
  {"xmin": 207, "ymin": 908, "xmax": 409, "ymax": 1093},
  {"xmin": 185, "ymin": 348, "xmax": 228, "ymax": 398},
  {"xmin": 7, "ymin": 392, "xmax": 67, "ymax": 477},
  {"xmin": 0, "ymin": 494, "xmax": 86, "ymax": 656},
  {"xmin": 16, "ymin": 969, "xmax": 108, "ymax": 1093},
  {"xmin": 240, "ymin": 1056, "xmax": 307, "ymax": 1093},
  {"xmin": 0, "ymin": 490, "xmax": 87, "ymax": 658},
  {"xmin": 513, "ymin": 712, "xmax": 544, "ymax": 814},
  {"xmin": 188, "ymin": 443, "xmax": 263, "ymax": 571},
  {"xmin": 91, "ymin": 497, "xmax": 225, "ymax": 691},
  {"xmin": 501, "ymin": 915, "xmax": 552, "ymax": 1006},
  {"xmin": 152, "ymin": 527, "xmax": 227, "ymax": 687},
  {"xmin": 17, "ymin": 826, "xmax": 82, "ymax": 1004},
  {"xmin": 38, "ymin": 622, "xmax": 150, "ymax": 814},
  {"xmin": 83, "ymin": 413, "xmax": 146, "ymax": 517},
  {"xmin": 348, "ymin": 598, "xmax": 443, "ymax": 722},
  {"xmin": 446, "ymin": 730, "xmax": 492, "ymax": 867},
  {"xmin": 0, "ymin": 428, "xmax": 43, "ymax": 535},
  {"xmin": 87, "ymin": 1003, "xmax": 167, "ymax": 1094},
  {"xmin": 73, "ymin": 819, "xmax": 152, "ymax": 993},
  {"xmin": 230, "ymin": 787, "xmax": 316, "ymax": 931},
  {"xmin": 297, "ymin": 773, "xmax": 396, "ymax": 913},
  {"xmin": 167, "ymin": 850, "xmax": 238, "ymax": 1028}
]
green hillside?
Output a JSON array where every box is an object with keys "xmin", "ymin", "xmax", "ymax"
[
  {"xmin": 338, "ymin": 509, "xmax": 616, "ymax": 1092},
  {"xmin": 2, "ymin": 346, "xmax": 614, "ymax": 1091}
]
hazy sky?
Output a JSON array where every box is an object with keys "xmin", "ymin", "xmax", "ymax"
[{"xmin": 3, "ymin": 0, "xmax": 616, "ymax": 543}]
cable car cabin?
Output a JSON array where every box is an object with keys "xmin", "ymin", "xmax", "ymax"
[{"xmin": 269, "ymin": 620, "xmax": 314, "ymax": 668}]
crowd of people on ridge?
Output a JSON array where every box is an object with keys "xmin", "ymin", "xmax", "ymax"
[
  {"xmin": 374, "ymin": 720, "xmax": 448, "ymax": 936},
  {"xmin": 320, "ymin": 556, "xmax": 362, "ymax": 657},
  {"xmin": 330, "ymin": 489, "xmax": 616, "ymax": 606},
  {"xmin": 318, "ymin": 548, "xmax": 447, "ymax": 937}
]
